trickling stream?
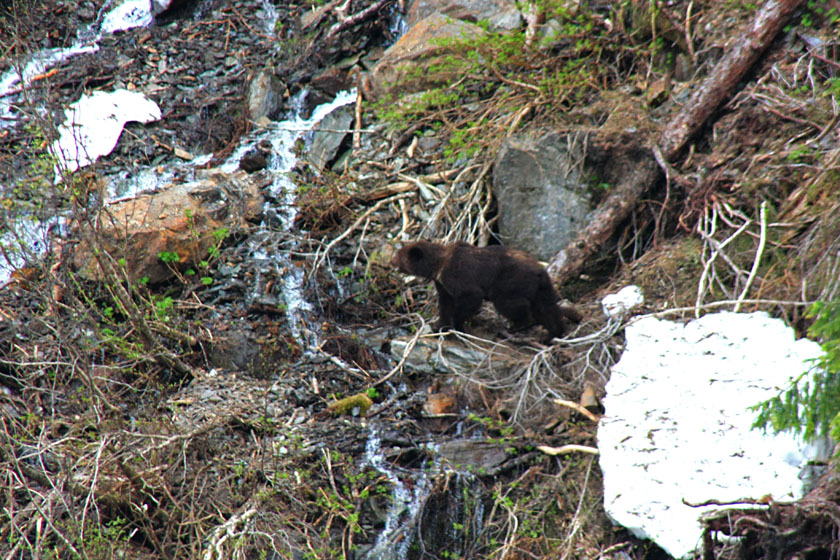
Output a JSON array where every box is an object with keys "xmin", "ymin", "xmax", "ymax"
[
  {"xmin": 363, "ymin": 423, "xmax": 433, "ymax": 560},
  {"xmin": 219, "ymin": 89, "xmax": 356, "ymax": 344}
]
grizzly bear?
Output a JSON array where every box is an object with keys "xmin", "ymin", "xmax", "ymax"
[{"xmin": 392, "ymin": 241, "xmax": 581, "ymax": 338}]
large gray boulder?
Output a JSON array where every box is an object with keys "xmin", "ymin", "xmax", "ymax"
[
  {"xmin": 492, "ymin": 132, "xmax": 593, "ymax": 261},
  {"xmin": 248, "ymin": 68, "xmax": 284, "ymax": 123}
]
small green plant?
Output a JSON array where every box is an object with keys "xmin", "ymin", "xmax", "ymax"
[
  {"xmin": 753, "ymin": 301, "xmax": 840, "ymax": 443},
  {"xmin": 153, "ymin": 295, "xmax": 174, "ymax": 321},
  {"xmin": 825, "ymin": 77, "xmax": 840, "ymax": 98},
  {"xmin": 17, "ymin": 122, "xmax": 57, "ymax": 201},
  {"xmin": 159, "ymin": 250, "xmax": 181, "ymax": 264},
  {"xmin": 313, "ymin": 452, "xmax": 369, "ymax": 535},
  {"xmin": 158, "ymin": 226, "xmax": 228, "ymax": 286},
  {"xmin": 786, "ymin": 144, "xmax": 813, "ymax": 163}
]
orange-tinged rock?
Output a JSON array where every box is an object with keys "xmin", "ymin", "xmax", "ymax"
[
  {"xmin": 424, "ymin": 391, "xmax": 457, "ymax": 416},
  {"xmin": 73, "ymin": 169, "xmax": 263, "ymax": 284}
]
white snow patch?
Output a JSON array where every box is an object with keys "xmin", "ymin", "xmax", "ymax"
[
  {"xmin": 598, "ymin": 311, "xmax": 827, "ymax": 559},
  {"xmin": 0, "ymin": 44, "xmax": 100, "ymax": 123},
  {"xmin": 52, "ymin": 89, "xmax": 161, "ymax": 176},
  {"xmin": 0, "ymin": 0, "xmax": 166, "ymax": 128},
  {"xmin": 101, "ymin": 0, "xmax": 154, "ymax": 34},
  {"xmin": 602, "ymin": 285, "xmax": 644, "ymax": 318},
  {"xmin": 0, "ymin": 217, "xmax": 64, "ymax": 286}
]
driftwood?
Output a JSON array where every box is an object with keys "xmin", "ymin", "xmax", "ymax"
[{"xmin": 547, "ymin": 0, "xmax": 805, "ymax": 285}]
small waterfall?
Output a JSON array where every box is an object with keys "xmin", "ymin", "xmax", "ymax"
[
  {"xmin": 388, "ymin": 4, "xmax": 408, "ymax": 40},
  {"xmin": 259, "ymin": 0, "xmax": 280, "ymax": 35},
  {"xmin": 220, "ymin": 89, "xmax": 356, "ymax": 344},
  {"xmin": 363, "ymin": 424, "xmax": 432, "ymax": 560},
  {"xmin": 361, "ymin": 424, "xmax": 489, "ymax": 560}
]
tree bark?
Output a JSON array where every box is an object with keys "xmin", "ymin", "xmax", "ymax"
[{"xmin": 548, "ymin": 0, "xmax": 805, "ymax": 286}]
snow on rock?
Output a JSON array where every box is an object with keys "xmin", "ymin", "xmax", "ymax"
[
  {"xmin": 598, "ymin": 311, "xmax": 827, "ymax": 559},
  {"xmin": 601, "ymin": 285, "xmax": 644, "ymax": 318},
  {"xmin": 101, "ymin": 0, "xmax": 155, "ymax": 34},
  {"xmin": 53, "ymin": 89, "xmax": 161, "ymax": 176}
]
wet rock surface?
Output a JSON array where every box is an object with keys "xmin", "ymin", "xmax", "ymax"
[{"xmin": 72, "ymin": 168, "xmax": 264, "ymax": 283}]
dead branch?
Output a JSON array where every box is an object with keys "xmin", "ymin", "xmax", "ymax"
[
  {"xmin": 552, "ymin": 398, "xmax": 600, "ymax": 423},
  {"xmin": 322, "ymin": 0, "xmax": 392, "ymax": 43},
  {"xmin": 536, "ymin": 444, "xmax": 599, "ymax": 456},
  {"xmin": 547, "ymin": 142, "xmax": 658, "ymax": 284},
  {"xmin": 548, "ymin": 0, "xmax": 805, "ymax": 285}
]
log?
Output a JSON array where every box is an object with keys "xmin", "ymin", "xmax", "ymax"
[
  {"xmin": 547, "ymin": 0, "xmax": 805, "ymax": 285},
  {"xmin": 659, "ymin": 0, "xmax": 805, "ymax": 160}
]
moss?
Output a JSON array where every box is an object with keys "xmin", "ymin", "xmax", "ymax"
[{"xmin": 327, "ymin": 393, "xmax": 373, "ymax": 416}]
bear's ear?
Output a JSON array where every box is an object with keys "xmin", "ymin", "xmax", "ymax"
[{"xmin": 408, "ymin": 245, "xmax": 424, "ymax": 261}]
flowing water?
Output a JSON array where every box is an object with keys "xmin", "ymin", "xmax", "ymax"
[
  {"xmin": 363, "ymin": 423, "xmax": 433, "ymax": 560},
  {"xmin": 219, "ymin": 89, "xmax": 356, "ymax": 344}
]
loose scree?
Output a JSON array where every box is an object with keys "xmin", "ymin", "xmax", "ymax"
[{"xmin": 393, "ymin": 241, "xmax": 581, "ymax": 337}]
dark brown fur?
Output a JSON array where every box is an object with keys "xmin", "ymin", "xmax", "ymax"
[{"xmin": 393, "ymin": 241, "xmax": 581, "ymax": 338}]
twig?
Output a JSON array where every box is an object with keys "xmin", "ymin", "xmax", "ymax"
[
  {"xmin": 323, "ymin": 448, "xmax": 340, "ymax": 498},
  {"xmin": 322, "ymin": 0, "xmax": 392, "ymax": 42},
  {"xmin": 537, "ymin": 444, "xmax": 599, "ymax": 456},
  {"xmin": 396, "ymin": 198, "xmax": 410, "ymax": 241},
  {"xmin": 809, "ymin": 109, "xmax": 839, "ymax": 146},
  {"xmin": 686, "ymin": 497, "xmax": 776, "ymax": 507},
  {"xmin": 553, "ymin": 398, "xmax": 600, "ymax": 423},
  {"xmin": 353, "ymin": 77, "xmax": 363, "ymax": 149},
  {"xmin": 641, "ymin": 298, "xmax": 813, "ymax": 321},
  {"xmin": 202, "ymin": 502, "xmax": 258, "ymax": 560},
  {"xmin": 488, "ymin": 64, "xmax": 542, "ymax": 95},
  {"xmin": 734, "ymin": 200, "xmax": 767, "ymax": 312},
  {"xmin": 685, "ymin": 1, "xmax": 696, "ymax": 64},
  {"xmin": 505, "ymin": 104, "xmax": 533, "ymax": 137},
  {"xmin": 372, "ymin": 315, "xmax": 427, "ymax": 387},
  {"xmin": 651, "ymin": 144, "xmax": 673, "ymax": 246},
  {"xmin": 0, "ymin": 67, "xmax": 58, "ymax": 98},
  {"xmin": 695, "ymin": 207, "xmax": 752, "ymax": 317},
  {"xmin": 311, "ymin": 192, "xmax": 414, "ymax": 274},
  {"xmin": 562, "ymin": 456, "xmax": 595, "ymax": 559}
]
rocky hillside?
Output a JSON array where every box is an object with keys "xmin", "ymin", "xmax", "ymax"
[{"xmin": 1, "ymin": 0, "xmax": 839, "ymax": 559}]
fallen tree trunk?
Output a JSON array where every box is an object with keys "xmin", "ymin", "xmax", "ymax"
[{"xmin": 548, "ymin": 0, "xmax": 805, "ymax": 285}]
